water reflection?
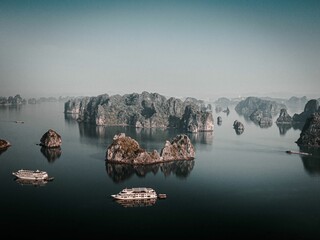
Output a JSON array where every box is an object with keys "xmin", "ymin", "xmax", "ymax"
[
  {"xmin": 113, "ymin": 198, "xmax": 157, "ymax": 208},
  {"xmin": 298, "ymin": 146, "xmax": 320, "ymax": 176},
  {"xmin": 40, "ymin": 147, "xmax": 62, "ymax": 163},
  {"xmin": 78, "ymin": 124, "xmax": 180, "ymax": 141},
  {"xmin": 189, "ymin": 132, "xmax": 213, "ymax": 145},
  {"xmin": 106, "ymin": 160, "xmax": 195, "ymax": 183},
  {"xmin": 0, "ymin": 148, "xmax": 9, "ymax": 156},
  {"xmin": 234, "ymin": 128, "xmax": 244, "ymax": 135},
  {"xmin": 14, "ymin": 178, "xmax": 49, "ymax": 187},
  {"xmin": 64, "ymin": 113, "xmax": 79, "ymax": 124},
  {"xmin": 76, "ymin": 123, "xmax": 213, "ymax": 147},
  {"xmin": 292, "ymin": 122, "xmax": 304, "ymax": 131},
  {"xmin": 276, "ymin": 123, "xmax": 292, "ymax": 136}
]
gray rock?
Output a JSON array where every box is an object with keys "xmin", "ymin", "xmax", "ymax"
[
  {"xmin": 276, "ymin": 108, "xmax": 292, "ymax": 124},
  {"xmin": 64, "ymin": 97, "xmax": 84, "ymax": 114},
  {"xmin": 296, "ymin": 112, "xmax": 320, "ymax": 147},
  {"xmin": 286, "ymin": 96, "xmax": 308, "ymax": 109},
  {"xmin": 64, "ymin": 92, "xmax": 213, "ymax": 132},
  {"xmin": 106, "ymin": 133, "xmax": 195, "ymax": 164},
  {"xmin": 235, "ymin": 96, "xmax": 285, "ymax": 118},
  {"xmin": 0, "ymin": 94, "xmax": 26, "ymax": 105},
  {"xmin": 217, "ymin": 116, "xmax": 222, "ymax": 125},
  {"xmin": 214, "ymin": 97, "xmax": 231, "ymax": 108},
  {"xmin": 248, "ymin": 109, "xmax": 272, "ymax": 127},
  {"xmin": 292, "ymin": 99, "xmax": 320, "ymax": 123},
  {"xmin": 183, "ymin": 105, "xmax": 214, "ymax": 133},
  {"xmin": 160, "ymin": 134, "xmax": 195, "ymax": 161},
  {"xmin": 233, "ymin": 120, "xmax": 244, "ymax": 135},
  {"xmin": 258, "ymin": 117, "xmax": 273, "ymax": 128},
  {"xmin": 40, "ymin": 129, "xmax": 62, "ymax": 148}
]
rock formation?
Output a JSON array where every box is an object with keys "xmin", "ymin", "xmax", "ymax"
[
  {"xmin": 0, "ymin": 139, "xmax": 11, "ymax": 150},
  {"xmin": 276, "ymin": 108, "xmax": 292, "ymax": 124},
  {"xmin": 292, "ymin": 99, "xmax": 320, "ymax": 124},
  {"xmin": 223, "ymin": 107, "xmax": 230, "ymax": 115},
  {"xmin": 233, "ymin": 120, "xmax": 244, "ymax": 135},
  {"xmin": 286, "ymin": 96, "xmax": 308, "ymax": 109},
  {"xmin": 0, "ymin": 94, "xmax": 26, "ymax": 105},
  {"xmin": 296, "ymin": 112, "xmax": 320, "ymax": 147},
  {"xmin": 217, "ymin": 116, "xmax": 222, "ymax": 125},
  {"xmin": 214, "ymin": 97, "xmax": 231, "ymax": 107},
  {"xmin": 249, "ymin": 110, "xmax": 273, "ymax": 127},
  {"xmin": 106, "ymin": 133, "xmax": 195, "ymax": 164},
  {"xmin": 182, "ymin": 104, "xmax": 214, "ymax": 133},
  {"xmin": 235, "ymin": 96, "xmax": 285, "ymax": 118},
  {"xmin": 64, "ymin": 92, "xmax": 213, "ymax": 133},
  {"xmin": 40, "ymin": 129, "xmax": 62, "ymax": 148}
]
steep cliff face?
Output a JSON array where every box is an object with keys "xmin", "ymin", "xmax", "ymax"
[
  {"xmin": 64, "ymin": 91, "xmax": 214, "ymax": 132},
  {"xmin": 292, "ymin": 99, "xmax": 320, "ymax": 123},
  {"xmin": 296, "ymin": 112, "xmax": 320, "ymax": 147}
]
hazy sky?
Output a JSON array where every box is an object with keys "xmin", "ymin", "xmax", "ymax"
[{"xmin": 1, "ymin": 0, "xmax": 319, "ymax": 100}]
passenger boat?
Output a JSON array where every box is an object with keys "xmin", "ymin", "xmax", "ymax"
[
  {"xmin": 12, "ymin": 169, "xmax": 54, "ymax": 181},
  {"xmin": 111, "ymin": 187, "xmax": 157, "ymax": 200}
]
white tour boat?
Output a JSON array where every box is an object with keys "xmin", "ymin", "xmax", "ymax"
[
  {"xmin": 12, "ymin": 169, "xmax": 53, "ymax": 181},
  {"xmin": 111, "ymin": 187, "xmax": 158, "ymax": 200}
]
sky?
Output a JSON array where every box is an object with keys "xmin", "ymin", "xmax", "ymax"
[{"xmin": 0, "ymin": 0, "xmax": 319, "ymax": 100}]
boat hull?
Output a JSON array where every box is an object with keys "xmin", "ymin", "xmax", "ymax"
[
  {"xmin": 12, "ymin": 169, "xmax": 49, "ymax": 180},
  {"xmin": 111, "ymin": 187, "xmax": 158, "ymax": 200},
  {"xmin": 111, "ymin": 194, "xmax": 158, "ymax": 200}
]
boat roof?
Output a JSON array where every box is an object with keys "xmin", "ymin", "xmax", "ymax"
[{"xmin": 123, "ymin": 187, "xmax": 154, "ymax": 192}]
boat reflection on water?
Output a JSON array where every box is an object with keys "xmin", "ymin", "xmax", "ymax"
[
  {"xmin": 114, "ymin": 198, "xmax": 157, "ymax": 208},
  {"xmin": 14, "ymin": 178, "xmax": 49, "ymax": 187}
]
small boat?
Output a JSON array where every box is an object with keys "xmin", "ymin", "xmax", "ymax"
[
  {"xmin": 286, "ymin": 150, "xmax": 312, "ymax": 156},
  {"xmin": 111, "ymin": 187, "xmax": 157, "ymax": 200},
  {"xmin": 12, "ymin": 169, "xmax": 54, "ymax": 181},
  {"xmin": 14, "ymin": 120, "xmax": 24, "ymax": 124},
  {"xmin": 158, "ymin": 193, "xmax": 167, "ymax": 199}
]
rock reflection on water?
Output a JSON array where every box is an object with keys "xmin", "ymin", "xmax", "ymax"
[
  {"xmin": 113, "ymin": 198, "xmax": 157, "ymax": 208},
  {"xmin": 299, "ymin": 146, "xmax": 320, "ymax": 176},
  {"xmin": 276, "ymin": 123, "xmax": 292, "ymax": 136},
  {"xmin": 76, "ymin": 121, "xmax": 214, "ymax": 145},
  {"xmin": 234, "ymin": 128, "xmax": 244, "ymax": 135},
  {"xmin": 40, "ymin": 147, "xmax": 62, "ymax": 163},
  {"xmin": 0, "ymin": 148, "xmax": 9, "ymax": 156},
  {"xmin": 64, "ymin": 113, "xmax": 79, "ymax": 123},
  {"xmin": 106, "ymin": 160, "xmax": 195, "ymax": 183},
  {"xmin": 189, "ymin": 132, "xmax": 213, "ymax": 145}
]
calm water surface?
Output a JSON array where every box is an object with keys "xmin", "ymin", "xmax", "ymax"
[{"xmin": 0, "ymin": 102, "xmax": 319, "ymax": 238}]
